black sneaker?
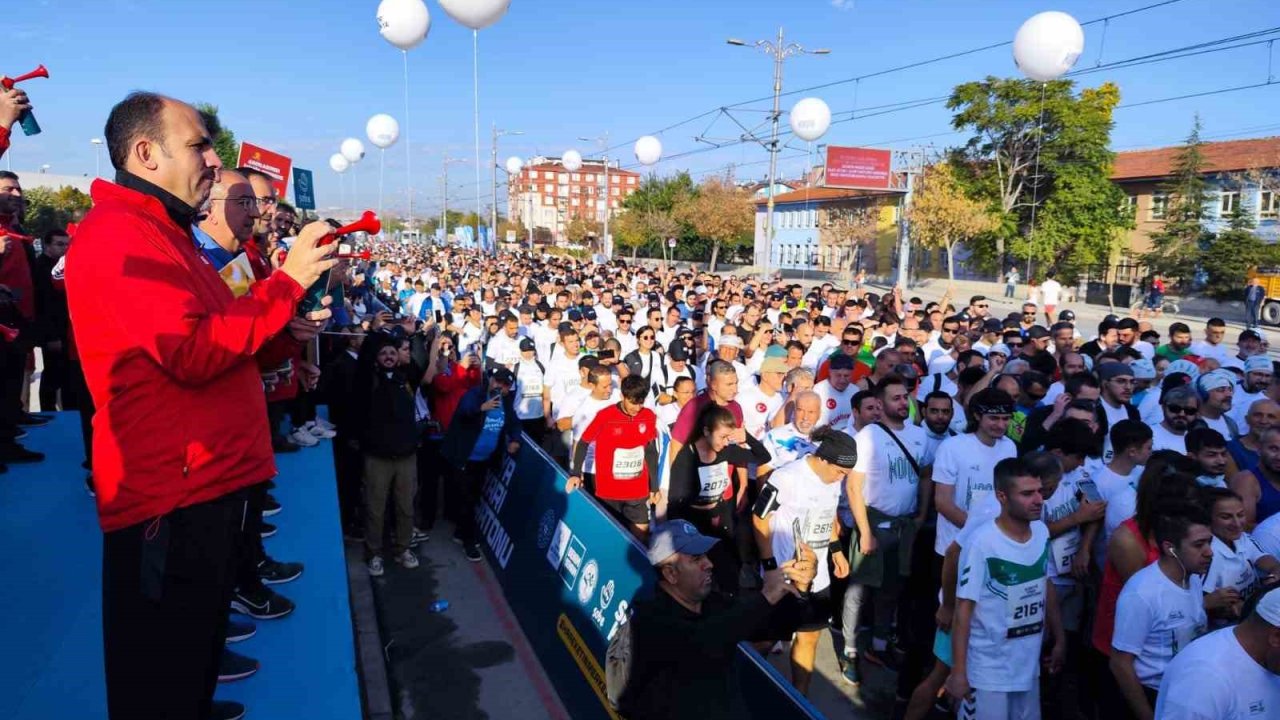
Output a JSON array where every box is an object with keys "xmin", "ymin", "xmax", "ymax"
[
  {"xmin": 272, "ymin": 436, "xmax": 300, "ymax": 453},
  {"xmin": 839, "ymin": 653, "xmax": 862, "ymax": 685},
  {"xmin": 259, "ymin": 522, "xmax": 277, "ymax": 539},
  {"xmin": 343, "ymin": 527, "xmax": 365, "ymax": 544},
  {"xmin": 212, "ymin": 701, "xmax": 246, "ymax": 720},
  {"xmin": 463, "ymin": 542, "xmax": 483, "ymax": 563},
  {"xmin": 266, "ymin": 479, "xmax": 277, "ymax": 490},
  {"xmin": 225, "ymin": 617, "xmax": 257, "ymax": 643},
  {"xmin": 18, "ymin": 412, "xmax": 51, "ymax": 427},
  {"xmin": 258, "ymin": 557, "xmax": 304, "ymax": 585},
  {"xmin": 230, "ymin": 586, "xmax": 295, "ymax": 620},
  {"xmin": 410, "ymin": 528, "xmax": 430, "ymax": 547},
  {"xmin": 217, "ymin": 648, "xmax": 259, "ymax": 682},
  {"xmin": 0, "ymin": 444, "xmax": 44, "ymax": 463},
  {"xmin": 263, "ymin": 494, "xmax": 282, "ymax": 517}
]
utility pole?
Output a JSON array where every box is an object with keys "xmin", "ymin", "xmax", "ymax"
[
  {"xmin": 727, "ymin": 29, "xmax": 830, "ymax": 280},
  {"xmin": 442, "ymin": 154, "xmax": 469, "ymax": 246},
  {"xmin": 492, "ymin": 124, "xmax": 524, "ymax": 254},
  {"xmin": 894, "ymin": 149, "xmax": 925, "ymax": 290},
  {"xmin": 579, "ymin": 134, "xmax": 611, "ymax": 259}
]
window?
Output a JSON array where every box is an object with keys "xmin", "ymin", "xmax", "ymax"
[
  {"xmin": 1150, "ymin": 194, "xmax": 1169, "ymax": 220},
  {"xmin": 1220, "ymin": 191, "xmax": 1240, "ymax": 215},
  {"xmin": 1262, "ymin": 190, "xmax": 1280, "ymax": 219},
  {"xmin": 809, "ymin": 208, "xmax": 817, "ymax": 227},
  {"xmin": 1121, "ymin": 194, "xmax": 1137, "ymax": 214},
  {"xmin": 628, "ymin": 176, "xmax": 637, "ymax": 185},
  {"xmin": 544, "ymin": 184, "xmax": 554, "ymax": 193},
  {"xmin": 611, "ymin": 187, "xmax": 619, "ymax": 196},
  {"xmin": 571, "ymin": 197, "xmax": 579, "ymax": 206},
  {"xmin": 558, "ymin": 173, "xmax": 568, "ymax": 183},
  {"xmin": 571, "ymin": 173, "xmax": 580, "ymax": 181}
]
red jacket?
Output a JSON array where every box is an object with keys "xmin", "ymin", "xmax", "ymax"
[
  {"xmin": 66, "ymin": 179, "xmax": 305, "ymax": 532},
  {"xmin": 427, "ymin": 361, "xmax": 481, "ymax": 431}
]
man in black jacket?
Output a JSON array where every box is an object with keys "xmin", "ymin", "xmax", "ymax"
[
  {"xmin": 360, "ymin": 334, "xmax": 421, "ymax": 577},
  {"xmin": 440, "ymin": 366, "xmax": 522, "ymax": 562},
  {"xmin": 33, "ymin": 228, "xmax": 72, "ymax": 411},
  {"xmin": 324, "ymin": 324, "xmax": 364, "ymax": 539}
]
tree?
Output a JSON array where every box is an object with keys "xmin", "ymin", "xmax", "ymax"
[
  {"xmin": 906, "ymin": 161, "xmax": 997, "ymax": 283},
  {"xmin": 1142, "ymin": 118, "xmax": 1213, "ymax": 283},
  {"xmin": 195, "ymin": 103, "xmax": 239, "ymax": 170},
  {"xmin": 674, "ymin": 178, "xmax": 753, "ymax": 272},
  {"xmin": 22, "ymin": 185, "xmax": 92, "ymax": 238},
  {"xmin": 1200, "ymin": 196, "xmax": 1274, "ymax": 299},
  {"xmin": 823, "ymin": 203, "xmax": 880, "ymax": 283},
  {"xmin": 565, "ymin": 216, "xmax": 602, "ymax": 247},
  {"xmin": 947, "ymin": 77, "xmax": 1127, "ymax": 277},
  {"xmin": 616, "ymin": 172, "xmax": 697, "ymax": 259}
]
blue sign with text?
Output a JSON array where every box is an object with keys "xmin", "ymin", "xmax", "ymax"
[{"xmin": 291, "ymin": 168, "xmax": 315, "ymax": 210}]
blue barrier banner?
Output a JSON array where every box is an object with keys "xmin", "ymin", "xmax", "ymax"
[{"xmin": 477, "ymin": 442, "xmax": 823, "ymax": 720}]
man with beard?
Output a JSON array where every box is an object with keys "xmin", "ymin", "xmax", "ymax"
[
  {"xmin": 33, "ymin": 227, "xmax": 73, "ymax": 412},
  {"xmin": 1043, "ymin": 351, "xmax": 1087, "ymax": 405},
  {"xmin": 815, "ymin": 353, "xmax": 858, "ymax": 430},
  {"xmin": 1186, "ymin": 427, "xmax": 1231, "ymax": 488},
  {"xmin": 1050, "ymin": 321, "xmax": 1076, "ymax": 359},
  {"xmin": 0, "ymin": 171, "xmax": 49, "ymax": 464},
  {"xmin": 1151, "ymin": 385, "xmax": 1199, "ymax": 454},
  {"xmin": 1157, "ymin": 322, "xmax": 1196, "ymax": 362},
  {"xmin": 1230, "ymin": 356, "xmax": 1273, "ymax": 436},
  {"xmin": 1097, "ymin": 363, "xmax": 1139, "ymax": 462},
  {"xmin": 68, "ymin": 92, "xmax": 336, "ymax": 720},
  {"xmin": 1079, "ymin": 318, "xmax": 1120, "ymax": 360},
  {"xmin": 1197, "ymin": 369, "xmax": 1240, "ymax": 441},
  {"xmin": 921, "ymin": 315, "xmax": 962, "ymax": 366},
  {"xmin": 763, "ymin": 390, "xmax": 822, "ymax": 467},
  {"xmin": 1227, "ymin": 399, "xmax": 1280, "ymax": 475},
  {"xmin": 843, "ymin": 376, "xmax": 932, "ymax": 683}
]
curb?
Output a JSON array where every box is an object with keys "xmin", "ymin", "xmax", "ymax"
[{"xmin": 346, "ymin": 544, "xmax": 395, "ymax": 720}]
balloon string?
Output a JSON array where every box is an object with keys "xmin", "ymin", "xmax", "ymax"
[
  {"xmin": 404, "ymin": 49, "xmax": 413, "ymax": 235},
  {"xmin": 1025, "ymin": 81, "xmax": 1048, "ymax": 282},
  {"xmin": 1094, "ymin": 19, "xmax": 1109, "ymax": 67},
  {"xmin": 379, "ymin": 148, "xmax": 385, "ymax": 229},
  {"xmin": 473, "ymin": 29, "xmax": 483, "ymax": 253}
]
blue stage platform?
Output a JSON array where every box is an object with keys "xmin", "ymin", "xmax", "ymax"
[{"xmin": 0, "ymin": 413, "xmax": 362, "ymax": 720}]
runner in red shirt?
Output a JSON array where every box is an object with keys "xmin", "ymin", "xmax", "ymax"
[{"xmin": 565, "ymin": 375, "xmax": 661, "ymax": 539}]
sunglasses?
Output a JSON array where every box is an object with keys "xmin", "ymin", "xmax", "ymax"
[
  {"xmin": 842, "ymin": 339, "xmax": 860, "ymax": 346},
  {"xmin": 1166, "ymin": 405, "xmax": 1198, "ymax": 415},
  {"xmin": 976, "ymin": 304, "xmax": 989, "ymax": 309}
]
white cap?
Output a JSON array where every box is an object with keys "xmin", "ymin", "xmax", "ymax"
[
  {"xmin": 718, "ymin": 334, "xmax": 744, "ymax": 348},
  {"xmin": 1257, "ymin": 587, "xmax": 1280, "ymax": 626},
  {"xmin": 989, "ymin": 343, "xmax": 1011, "ymax": 357}
]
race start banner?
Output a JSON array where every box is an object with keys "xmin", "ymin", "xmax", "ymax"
[
  {"xmin": 292, "ymin": 167, "xmax": 315, "ymax": 210},
  {"xmin": 477, "ymin": 442, "xmax": 822, "ymax": 720},
  {"xmin": 237, "ymin": 141, "xmax": 292, "ymax": 199}
]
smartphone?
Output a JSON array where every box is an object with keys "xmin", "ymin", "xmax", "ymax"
[
  {"xmin": 1076, "ymin": 479, "xmax": 1103, "ymax": 504},
  {"xmin": 488, "ymin": 388, "xmax": 501, "ymax": 401},
  {"xmin": 598, "ymin": 349, "xmax": 616, "ymax": 361},
  {"xmin": 791, "ymin": 518, "xmax": 805, "ymax": 563},
  {"xmin": 752, "ymin": 484, "xmax": 780, "ymax": 519}
]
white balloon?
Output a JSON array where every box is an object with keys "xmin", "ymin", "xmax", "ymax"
[
  {"xmin": 437, "ymin": 0, "xmax": 511, "ymax": 30},
  {"xmin": 366, "ymin": 114, "xmax": 401, "ymax": 149},
  {"xmin": 789, "ymin": 98, "xmax": 831, "ymax": 142},
  {"xmin": 329, "ymin": 153, "xmax": 351, "ymax": 173},
  {"xmin": 634, "ymin": 136, "xmax": 663, "ymax": 166},
  {"xmin": 341, "ymin": 138, "xmax": 366, "ymax": 163},
  {"xmin": 562, "ymin": 150, "xmax": 583, "ymax": 172},
  {"xmin": 377, "ymin": 0, "xmax": 431, "ymax": 51},
  {"xmin": 505, "ymin": 156, "xmax": 524, "ymax": 175},
  {"xmin": 1013, "ymin": 11, "xmax": 1085, "ymax": 82}
]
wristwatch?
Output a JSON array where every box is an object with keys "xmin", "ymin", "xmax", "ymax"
[{"xmin": 759, "ymin": 557, "xmax": 778, "ymax": 571}]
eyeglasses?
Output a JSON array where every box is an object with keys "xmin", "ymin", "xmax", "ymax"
[
  {"xmin": 1166, "ymin": 405, "xmax": 1198, "ymax": 415},
  {"xmin": 639, "ymin": 335, "xmax": 655, "ymax": 341},
  {"xmin": 212, "ymin": 196, "xmax": 258, "ymax": 211},
  {"xmin": 256, "ymin": 196, "xmax": 278, "ymax": 207},
  {"xmin": 941, "ymin": 327, "xmax": 959, "ymax": 335}
]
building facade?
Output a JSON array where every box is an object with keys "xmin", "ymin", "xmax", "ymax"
[
  {"xmin": 753, "ymin": 186, "xmax": 903, "ymax": 275},
  {"xmin": 507, "ymin": 156, "xmax": 641, "ymax": 245}
]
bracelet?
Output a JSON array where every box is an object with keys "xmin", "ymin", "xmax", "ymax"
[{"xmin": 759, "ymin": 557, "xmax": 778, "ymax": 571}]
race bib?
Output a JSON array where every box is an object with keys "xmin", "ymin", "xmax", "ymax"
[
  {"xmin": 522, "ymin": 381, "xmax": 543, "ymax": 399},
  {"xmin": 1171, "ymin": 621, "xmax": 1203, "ymax": 657},
  {"xmin": 697, "ymin": 462, "xmax": 730, "ymax": 502},
  {"xmin": 612, "ymin": 446, "xmax": 644, "ymax": 480},
  {"xmin": 1050, "ymin": 532, "xmax": 1081, "ymax": 576},
  {"xmin": 803, "ymin": 507, "xmax": 837, "ymax": 550},
  {"xmin": 1005, "ymin": 579, "xmax": 1046, "ymax": 638}
]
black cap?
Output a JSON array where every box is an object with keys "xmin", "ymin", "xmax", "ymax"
[
  {"xmin": 668, "ymin": 340, "xmax": 689, "ymax": 361},
  {"xmin": 1026, "ymin": 326, "xmax": 1050, "ymax": 340},
  {"xmin": 519, "ymin": 337, "xmax": 536, "ymax": 351},
  {"xmin": 1241, "ymin": 329, "xmax": 1263, "ymax": 342},
  {"xmin": 1058, "ymin": 309, "xmax": 1076, "ymax": 322},
  {"xmin": 982, "ymin": 318, "xmax": 1004, "ymax": 333},
  {"xmin": 612, "ymin": 295, "xmax": 624, "ymax": 306},
  {"xmin": 567, "ymin": 308, "xmax": 583, "ymax": 321},
  {"xmin": 583, "ymin": 307, "xmax": 598, "ymax": 321},
  {"xmin": 497, "ymin": 310, "xmax": 516, "ymax": 324},
  {"xmin": 490, "ymin": 367, "xmax": 516, "ymax": 385},
  {"xmin": 830, "ymin": 354, "xmax": 855, "ymax": 371}
]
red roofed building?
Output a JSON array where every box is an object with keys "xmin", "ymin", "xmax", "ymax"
[{"xmin": 507, "ymin": 156, "xmax": 641, "ymax": 245}]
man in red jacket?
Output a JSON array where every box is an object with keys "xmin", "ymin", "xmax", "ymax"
[{"xmin": 65, "ymin": 91, "xmax": 335, "ymax": 720}]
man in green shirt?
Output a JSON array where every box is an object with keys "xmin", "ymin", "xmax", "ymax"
[{"xmin": 1156, "ymin": 322, "xmax": 1194, "ymax": 362}]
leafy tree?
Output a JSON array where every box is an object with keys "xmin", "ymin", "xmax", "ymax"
[
  {"xmin": 616, "ymin": 172, "xmax": 697, "ymax": 259},
  {"xmin": 22, "ymin": 185, "xmax": 92, "ymax": 238},
  {"xmin": 195, "ymin": 103, "xmax": 239, "ymax": 170},
  {"xmin": 947, "ymin": 77, "xmax": 1127, "ymax": 277},
  {"xmin": 1142, "ymin": 118, "xmax": 1213, "ymax": 283},
  {"xmin": 674, "ymin": 178, "xmax": 753, "ymax": 271},
  {"xmin": 823, "ymin": 204, "xmax": 880, "ymax": 283},
  {"xmin": 906, "ymin": 161, "xmax": 997, "ymax": 283},
  {"xmin": 565, "ymin": 216, "xmax": 602, "ymax": 246},
  {"xmin": 1200, "ymin": 198, "xmax": 1274, "ymax": 299}
]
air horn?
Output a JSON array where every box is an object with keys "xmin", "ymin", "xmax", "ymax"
[{"xmin": 2, "ymin": 64, "xmax": 49, "ymax": 136}]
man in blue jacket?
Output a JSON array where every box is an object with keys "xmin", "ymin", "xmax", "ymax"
[{"xmin": 440, "ymin": 366, "xmax": 522, "ymax": 561}]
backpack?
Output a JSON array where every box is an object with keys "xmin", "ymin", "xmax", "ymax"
[{"xmin": 604, "ymin": 606, "xmax": 633, "ymax": 709}]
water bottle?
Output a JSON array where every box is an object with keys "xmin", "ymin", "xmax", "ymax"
[{"xmin": 428, "ymin": 600, "xmax": 450, "ymax": 613}]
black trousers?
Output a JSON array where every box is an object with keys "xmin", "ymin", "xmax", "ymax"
[
  {"xmin": 0, "ymin": 339, "xmax": 24, "ymax": 443},
  {"xmin": 39, "ymin": 342, "xmax": 74, "ymax": 411},
  {"xmin": 416, "ymin": 438, "xmax": 443, "ymax": 530},
  {"xmin": 102, "ymin": 487, "xmax": 249, "ymax": 720},
  {"xmin": 333, "ymin": 432, "xmax": 364, "ymax": 532},
  {"xmin": 453, "ymin": 459, "xmax": 491, "ymax": 545},
  {"xmin": 234, "ymin": 482, "xmax": 268, "ymax": 594},
  {"xmin": 69, "ymin": 352, "xmax": 95, "ymax": 469}
]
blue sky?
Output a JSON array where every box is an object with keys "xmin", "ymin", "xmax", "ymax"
[{"xmin": 7, "ymin": 0, "xmax": 1280, "ymax": 218}]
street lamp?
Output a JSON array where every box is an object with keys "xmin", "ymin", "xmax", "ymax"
[
  {"xmin": 39, "ymin": 164, "xmax": 50, "ymax": 174},
  {"xmin": 578, "ymin": 133, "xmax": 611, "ymax": 260},
  {"xmin": 491, "ymin": 125, "xmax": 523, "ymax": 253},
  {"xmin": 727, "ymin": 28, "xmax": 830, "ymax": 279},
  {"xmin": 90, "ymin": 138, "xmax": 104, "ymax": 178}
]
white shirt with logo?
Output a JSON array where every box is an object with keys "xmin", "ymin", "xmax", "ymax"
[
  {"xmin": 933, "ymin": 433, "xmax": 1019, "ymax": 555},
  {"xmin": 814, "ymin": 379, "xmax": 856, "ymax": 431},
  {"xmin": 1155, "ymin": 626, "xmax": 1280, "ymax": 720},
  {"xmin": 1202, "ymin": 534, "xmax": 1268, "ymax": 614},
  {"xmin": 852, "ymin": 422, "xmax": 930, "ymax": 517},
  {"xmin": 737, "ymin": 383, "xmax": 784, "ymax": 439},
  {"xmin": 765, "ymin": 458, "xmax": 842, "ymax": 593},
  {"xmin": 1112, "ymin": 562, "xmax": 1208, "ymax": 690}
]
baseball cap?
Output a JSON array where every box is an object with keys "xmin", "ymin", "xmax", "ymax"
[
  {"xmin": 718, "ymin": 335, "xmax": 744, "ymax": 348},
  {"xmin": 583, "ymin": 307, "xmax": 598, "ymax": 321},
  {"xmin": 1241, "ymin": 329, "xmax": 1263, "ymax": 343},
  {"xmin": 1130, "ymin": 358, "xmax": 1156, "ymax": 380},
  {"xmin": 490, "ymin": 367, "xmax": 516, "ymax": 385},
  {"xmin": 1098, "ymin": 363, "xmax": 1134, "ymax": 381},
  {"xmin": 648, "ymin": 520, "xmax": 719, "ymax": 566},
  {"xmin": 1025, "ymin": 326, "xmax": 1050, "ymax": 340},
  {"xmin": 518, "ymin": 337, "xmax": 536, "ymax": 352},
  {"xmin": 567, "ymin": 308, "xmax": 583, "ymax": 322},
  {"xmin": 1058, "ymin": 309, "xmax": 1076, "ymax": 322},
  {"xmin": 761, "ymin": 345, "xmax": 788, "ymax": 374},
  {"xmin": 982, "ymin": 318, "xmax": 1004, "ymax": 333},
  {"xmin": 668, "ymin": 340, "xmax": 690, "ymax": 362},
  {"xmin": 989, "ymin": 343, "xmax": 1011, "ymax": 357}
]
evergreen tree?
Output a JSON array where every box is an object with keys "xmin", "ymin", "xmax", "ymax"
[{"xmin": 1142, "ymin": 117, "xmax": 1212, "ymax": 282}]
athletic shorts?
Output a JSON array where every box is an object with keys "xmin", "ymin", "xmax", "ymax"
[
  {"xmin": 958, "ymin": 685, "xmax": 1040, "ymax": 720},
  {"xmin": 933, "ymin": 628, "xmax": 953, "ymax": 667},
  {"xmin": 754, "ymin": 587, "xmax": 834, "ymax": 641},
  {"xmin": 599, "ymin": 498, "xmax": 651, "ymax": 526}
]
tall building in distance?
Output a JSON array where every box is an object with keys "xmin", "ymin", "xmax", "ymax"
[{"xmin": 507, "ymin": 156, "xmax": 641, "ymax": 245}]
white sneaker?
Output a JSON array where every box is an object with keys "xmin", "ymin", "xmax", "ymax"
[
  {"xmin": 304, "ymin": 421, "xmax": 336, "ymax": 439},
  {"xmin": 396, "ymin": 549, "xmax": 420, "ymax": 569},
  {"xmin": 289, "ymin": 428, "xmax": 319, "ymax": 447},
  {"xmin": 313, "ymin": 417, "xmax": 337, "ymax": 433},
  {"xmin": 368, "ymin": 556, "xmax": 384, "ymax": 577}
]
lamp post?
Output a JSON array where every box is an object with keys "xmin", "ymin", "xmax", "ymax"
[
  {"xmin": 491, "ymin": 125, "xmax": 523, "ymax": 253},
  {"xmin": 727, "ymin": 29, "xmax": 829, "ymax": 279},
  {"xmin": 441, "ymin": 154, "xmax": 470, "ymax": 245},
  {"xmin": 578, "ymin": 133, "xmax": 611, "ymax": 260},
  {"xmin": 90, "ymin": 138, "xmax": 104, "ymax": 178}
]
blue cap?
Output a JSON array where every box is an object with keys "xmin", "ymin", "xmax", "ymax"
[{"xmin": 647, "ymin": 520, "xmax": 719, "ymax": 565}]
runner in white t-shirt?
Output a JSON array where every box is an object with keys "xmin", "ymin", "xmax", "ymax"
[
  {"xmin": 934, "ymin": 388, "xmax": 1019, "ymax": 556},
  {"xmin": 1201, "ymin": 487, "xmax": 1280, "ymax": 628},
  {"xmin": 1094, "ymin": 419, "xmax": 1153, "ymax": 543},
  {"xmin": 814, "ymin": 353, "xmax": 858, "ymax": 430},
  {"xmin": 1110, "ymin": 512, "xmax": 1213, "ymax": 720},
  {"xmin": 945, "ymin": 456, "xmax": 1064, "ymax": 719},
  {"xmin": 737, "ymin": 353, "xmax": 788, "ymax": 439}
]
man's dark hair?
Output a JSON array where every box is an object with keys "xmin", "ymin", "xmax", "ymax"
[
  {"xmin": 1169, "ymin": 322, "xmax": 1192, "ymax": 336},
  {"xmin": 924, "ymin": 390, "xmax": 952, "ymax": 407},
  {"xmin": 105, "ymin": 91, "xmax": 168, "ymax": 171},
  {"xmin": 1186, "ymin": 426, "xmax": 1227, "ymax": 454},
  {"xmin": 873, "ymin": 374, "xmax": 907, "ymax": 400},
  {"xmin": 994, "ymin": 457, "xmax": 1032, "ymax": 495},
  {"xmin": 1110, "ymin": 419, "xmax": 1153, "ymax": 454},
  {"xmin": 1153, "ymin": 508, "xmax": 1211, "ymax": 552},
  {"xmin": 0, "ymin": 170, "xmax": 18, "ymax": 183},
  {"xmin": 236, "ymin": 167, "xmax": 273, "ymax": 184},
  {"xmin": 1207, "ymin": 317, "xmax": 1226, "ymax": 328},
  {"xmin": 1065, "ymin": 373, "xmax": 1100, "ymax": 396},
  {"xmin": 1019, "ymin": 370, "xmax": 1050, "ymax": 393},
  {"xmin": 1045, "ymin": 418, "xmax": 1096, "ymax": 459},
  {"xmin": 1117, "ymin": 318, "xmax": 1140, "ymax": 331},
  {"xmin": 276, "ymin": 202, "xmax": 296, "ymax": 215},
  {"xmin": 620, "ymin": 375, "xmax": 648, "ymax": 404},
  {"xmin": 41, "ymin": 228, "xmax": 69, "ymax": 243},
  {"xmin": 852, "ymin": 390, "xmax": 877, "ymax": 412}
]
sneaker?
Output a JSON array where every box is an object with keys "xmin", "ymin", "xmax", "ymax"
[
  {"xmin": 840, "ymin": 653, "xmax": 862, "ymax": 686},
  {"xmin": 410, "ymin": 528, "xmax": 430, "ymax": 547},
  {"xmin": 230, "ymin": 586, "xmax": 295, "ymax": 620},
  {"xmin": 212, "ymin": 701, "xmax": 246, "ymax": 720},
  {"xmin": 397, "ymin": 549, "xmax": 420, "ymax": 569},
  {"xmin": 265, "ymin": 479, "xmax": 276, "ymax": 490},
  {"xmin": 262, "ymin": 494, "xmax": 282, "ymax": 517},
  {"xmin": 259, "ymin": 522, "xmax": 277, "ymax": 539},
  {"xmin": 368, "ymin": 556, "xmax": 385, "ymax": 577},
  {"xmin": 451, "ymin": 533, "xmax": 465, "ymax": 546},
  {"xmin": 463, "ymin": 543, "xmax": 483, "ymax": 563},
  {"xmin": 258, "ymin": 557, "xmax": 303, "ymax": 585},
  {"xmin": 14, "ymin": 428, "xmax": 27, "ymax": 440},
  {"xmin": 343, "ymin": 527, "xmax": 365, "ymax": 544},
  {"xmin": 225, "ymin": 617, "xmax": 257, "ymax": 643},
  {"xmin": 272, "ymin": 436, "xmax": 300, "ymax": 453},
  {"xmin": 313, "ymin": 416, "xmax": 337, "ymax": 433},
  {"xmin": 289, "ymin": 428, "xmax": 319, "ymax": 448},
  {"xmin": 0, "ymin": 444, "xmax": 44, "ymax": 463},
  {"xmin": 18, "ymin": 412, "xmax": 51, "ymax": 427},
  {"xmin": 217, "ymin": 648, "xmax": 259, "ymax": 682},
  {"xmin": 304, "ymin": 420, "xmax": 336, "ymax": 439}
]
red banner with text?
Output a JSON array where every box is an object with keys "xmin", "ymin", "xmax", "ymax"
[
  {"xmin": 824, "ymin": 146, "xmax": 893, "ymax": 190},
  {"xmin": 236, "ymin": 142, "xmax": 293, "ymax": 199}
]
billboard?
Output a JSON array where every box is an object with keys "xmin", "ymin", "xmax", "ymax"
[
  {"xmin": 292, "ymin": 168, "xmax": 315, "ymax": 210},
  {"xmin": 824, "ymin": 146, "xmax": 893, "ymax": 190},
  {"xmin": 236, "ymin": 142, "xmax": 293, "ymax": 198},
  {"xmin": 478, "ymin": 442, "xmax": 822, "ymax": 720}
]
